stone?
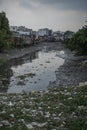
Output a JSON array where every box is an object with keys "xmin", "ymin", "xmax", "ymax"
[
  {"xmin": 79, "ymin": 82, "xmax": 85, "ymax": 87},
  {"xmin": 18, "ymin": 119, "xmax": 25, "ymax": 123},
  {"xmin": 0, "ymin": 80, "xmax": 2, "ymax": 85},
  {"xmin": 2, "ymin": 120, "xmax": 10, "ymax": 126},
  {"xmin": 32, "ymin": 122, "xmax": 47, "ymax": 127},
  {"xmin": 10, "ymin": 114, "xmax": 14, "ymax": 118},
  {"xmin": 0, "ymin": 123, "xmax": 3, "ymax": 127},
  {"xmin": 8, "ymin": 101, "xmax": 13, "ymax": 106},
  {"xmin": 26, "ymin": 124, "xmax": 33, "ymax": 129}
]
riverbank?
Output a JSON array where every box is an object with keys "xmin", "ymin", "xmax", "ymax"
[
  {"xmin": 0, "ymin": 41, "xmax": 87, "ymax": 90},
  {"xmin": 0, "ymin": 41, "xmax": 87, "ymax": 63},
  {"xmin": 0, "ymin": 44, "xmax": 41, "ymax": 62},
  {"xmin": 0, "ymin": 85, "xmax": 87, "ymax": 130},
  {"xmin": 0, "ymin": 42, "xmax": 87, "ymax": 129},
  {"xmin": 0, "ymin": 42, "xmax": 64, "ymax": 62}
]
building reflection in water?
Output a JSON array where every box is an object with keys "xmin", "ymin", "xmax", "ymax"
[{"xmin": 0, "ymin": 51, "xmax": 39, "ymax": 92}]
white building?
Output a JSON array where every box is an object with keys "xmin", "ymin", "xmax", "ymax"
[
  {"xmin": 10, "ymin": 26, "xmax": 18, "ymax": 32},
  {"xmin": 38, "ymin": 28, "xmax": 52, "ymax": 37},
  {"xmin": 53, "ymin": 31, "xmax": 64, "ymax": 41},
  {"xmin": 10, "ymin": 26, "xmax": 32, "ymax": 36}
]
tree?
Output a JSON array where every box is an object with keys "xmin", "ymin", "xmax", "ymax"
[
  {"xmin": 64, "ymin": 30, "xmax": 74, "ymax": 41},
  {"xmin": 67, "ymin": 22, "xmax": 87, "ymax": 55},
  {"xmin": 0, "ymin": 11, "xmax": 11, "ymax": 52}
]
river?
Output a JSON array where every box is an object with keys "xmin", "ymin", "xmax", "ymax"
[
  {"xmin": 0, "ymin": 44, "xmax": 64, "ymax": 93},
  {"xmin": 0, "ymin": 42, "xmax": 87, "ymax": 93}
]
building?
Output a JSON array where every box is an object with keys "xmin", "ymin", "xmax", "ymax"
[
  {"xmin": 38, "ymin": 28, "xmax": 52, "ymax": 37},
  {"xmin": 37, "ymin": 28, "xmax": 52, "ymax": 42},
  {"xmin": 53, "ymin": 31, "xmax": 64, "ymax": 41},
  {"xmin": 10, "ymin": 26, "xmax": 32, "ymax": 36},
  {"xmin": 10, "ymin": 26, "xmax": 33, "ymax": 46},
  {"xmin": 17, "ymin": 26, "xmax": 32, "ymax": 36},
  {"xmin": 10, "ymin": 26, "xmax": 18, "ymax": 32}
]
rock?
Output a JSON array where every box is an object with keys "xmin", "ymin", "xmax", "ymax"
[
  {"xmin": 8, "ymin": 114, "xmax": 15, "ymax": 123},
  {"xmin": 65, "ymin": 92, "xmax": 71, "ymax": 96},
  {"xmin": 0, "ymin": 110, "xmax": 6, "ymax": 114},
  {"xmin": 68, "ymin": 97, "xmax": 72, "ymax": 100},
  {"xmin": 0, "ymin": 123, "xmax": 3, "ymax": 127},
  {"xmin": 85, "ymin": 81, "xmax": 87, "ymax": 85},
  {"xmin": 8, "ymin": 101, "xmax": 13, "ymax": 106},
  {"xmin": 32, "ymin": 122, "xmax": 47, "ymax": 127},
  {"xmin": 79, "ymin": 82, "xmax": 84, "ymax": 87},
  {"xmin": 18, "ymin": 119, "xmax": 25, "ymax": 123},
  {"xmin": 53, "ymin": 116, "xmax": 60, "ymax": 121},
  {"xmin": 10, "ymin": 114, "xmax": 14, "ymax": 118},
  {"xmin": 78, "ymin": 105, "xmax": 85, "ymax": 110},
  {"xmin": 2, "ymin": 120, "xmax": 10, "ymax": 126},
  {"xmin": 26, "ymin": 124, "xmax": 33, "ymax": 129},
  {"xmin": 0, "ymin": 80, "xmax": 2, "ymax": 85},
  {"xmin": 44, "ymin": 112, "xmax": 50, "ymax": 118},
  {"xmin": 79, "ymin": 81, "xmax": 87, "ymax": 87},
  {"xmin": 38, "ymin": 107, "xmax": 42, "ymax": 110},
  {"xmin": 60, "ymin": 50, "xmax": 65, "ymax": 55},
  {"xmin": 59, "ymin": 112, "xmax": 63, "ymax": 117}
]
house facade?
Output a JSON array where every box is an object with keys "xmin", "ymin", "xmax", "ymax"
[
  {"xmin": 10, "ymin": 26, "xmax": 33, "ymax": 46},
  {"xmin": 38, "ymin": 28, "xmax": 52, "ymax": 37},
  {"xmin": 53, "ymin": 31, "xmax": 64, "ymax": 41},
  {"xmin": 37, "ymin": 28, "xmax": 53, "ymax": 42}
]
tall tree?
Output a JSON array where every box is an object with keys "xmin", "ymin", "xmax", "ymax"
[
  {"xmin": 67, "ymin": 22, "xmax": 87, "ymax": 55},
  {"xmin": 0, "ymin": 11, "xmax": 11, "ymax": 52}
]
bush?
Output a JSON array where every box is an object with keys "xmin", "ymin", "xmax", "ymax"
[{"xmin": 66, "ymin": 23, "xmax": 87, "ymax": 55}]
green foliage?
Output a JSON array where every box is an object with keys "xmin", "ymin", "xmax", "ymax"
[
  {"xmin": 66, "ymin": 23, "xmax": 87, "ymax": 55},
  {"xmin": 0, "ymin": 58, "xmax": 4, "ymax": 65},
  {"xmin": 0, "ymin": 11, "xmax": 11, "ymax": 51}
]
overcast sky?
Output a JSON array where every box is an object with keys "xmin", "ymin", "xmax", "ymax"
[{"xmin": 0, "ymin": 0, "xmax": 87, "ymax": 31}]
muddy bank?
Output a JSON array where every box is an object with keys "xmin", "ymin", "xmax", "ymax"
[
  {"xmin": 0, "ymin": 42, "xmax": 62, "ymax": 62},
  {"xmin": 0, "ymin": 44, "xmax": 41, "ymax": 62},
  {"xmin": 0, "ymin": 41, "xmax": 87, "ymax": 91},
  {"xmin": 54, "ymin": 60, "xmax": 87, "ymax": 87},
  {"xmin": 49, "ymin": 43, "xmax": 87, "ymax": 87}
]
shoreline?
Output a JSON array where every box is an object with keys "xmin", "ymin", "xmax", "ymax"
[
  {"xmin": 0, "ymin": 42, "xmax": 87, "ymax": 62},
  {"xmin": 0, "ymin": 44, "xmax": 42, "ymax": 62},
  {"xmin": 0, "ymin": 41, "xmax": 87, "ymax": 91}
]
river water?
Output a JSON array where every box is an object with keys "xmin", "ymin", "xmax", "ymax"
[{"xmin": 0, "ymin": 46, "xmax": 64, "ymax": 93}]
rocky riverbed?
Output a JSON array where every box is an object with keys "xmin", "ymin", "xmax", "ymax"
[{"xmin": 48, "ymin": 42, "xmax": 87, "ymax": 87}]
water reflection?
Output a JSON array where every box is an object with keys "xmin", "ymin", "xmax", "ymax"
[
  {"xmin": 0, "ymin": 63, "xmax": 13, "ymax": 92},
  {"xmin": 8, "ymin": 50, "xmax": 64, "ymax": 93},
  {"xmin": 9, "ymin": 51, "xmax": 39, "ymax": 66},
  {"xmin": 0, "ymin": 50, "xmax": 64, "ymax": 93},
  {"xmin": 0, "ymin": 51, "xmax": 38, "ymax": 93}
]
